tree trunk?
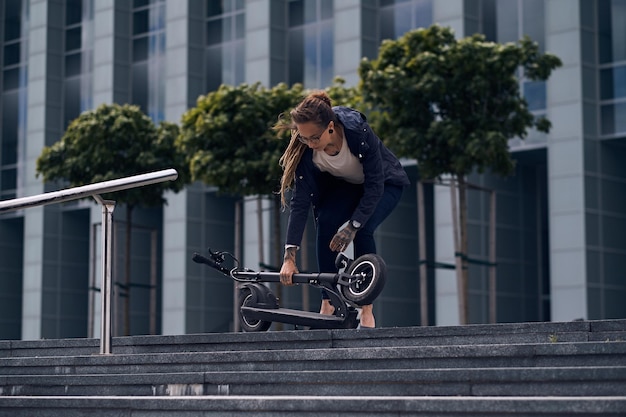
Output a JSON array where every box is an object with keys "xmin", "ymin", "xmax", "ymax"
[
  {"xmin": 124, "ymin": 205, "xmax": 134, "ymax": 336},
  {"xmin": 233, "ymin": 199, "xmax": 242, "ymax": 332},
  {"xmin": 450, "ymin": 177, "xmax": 465, "ymax": 324},
  {"xmin": 272, "ymin": 194, "xmax": 283, "ymax": 330},
  {"xmin": 458, "ymin": 175, "xmax": 469, "ymax": 324},
  {"xmin": 417, "ymin": 180, "xmax": 428, "ymax": 326},
  {"xmin": 257, "ymin": 197, "xmax": 264, "ymax": 267}
]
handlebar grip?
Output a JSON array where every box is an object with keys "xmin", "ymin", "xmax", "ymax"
[
  {"xmin": 192, "ymin": 253, "xmax": 211, "ymax": 265},
  {"xmin": 192, "ymin": 252, "xmax": 233, "ymax": 275}
]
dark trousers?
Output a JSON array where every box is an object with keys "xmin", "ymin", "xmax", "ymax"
[{"xmin": 314, "ymin": 177, "xmax": 403, "ymax": 298}]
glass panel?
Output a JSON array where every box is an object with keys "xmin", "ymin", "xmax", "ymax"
[
  {"xmin": 1, "ymin": 169, "xmax": 17, "ymax": 194},
  {"xmin": 80, "ymin": 71, "xmax": 93, "ymax": 112},
  {"xmin": 133, "ymin": 36, "xmax": 148, "ymax": 61},
  {"xmin": 1, "ymin": 140, "xmax": 17, "ymax": 165},
  {"xmin": 303, "ymin": 25, "xmax": 317, "ymax": 87},
  {"xmin": 321, "ymin": 0, "xmax": 333, "ymax": 20},
  {"xmin": 1, "ymin": 93, "xmax": 18, "ymax": 164},
  {"xmin": 205, "ymin": 45, "xmax": 223, "ymax": 92},
  {"xmin": 599, "ymin": 0, "xmax": 626, "ymax": 63},
  {"xmin": 158, "ymin": 31, "xmax": 165, "ymax": 55},
  {"xmin": 64, "ymin": 77, "xmax": 81, "ymax": 127},
  {"xmin": 223, "ymin": 0, "xmax": 233, "ymax": 13},
  {"xmin": 132, "ymin": 62, "xmax": 149, "ymax": 113},
  {"xmin": 207, "ymin": 0, "xmax": 224, "ymax": 17},
  {"xmin": 379, "ymin": 7, "xmax": 394, "ymax": 41},
  {"xmin": 134, "ymin": 0, "xmax": 149, "ymax": 8},
  {"xmin": 523, "ymin": 0, "xmax": 544, "ymax": 52},
  {"xmin": 289, "ymin": 0, "xmax": 303, "ymax": 27},
  {"xmin": 481, "ymin": 0, "xmax": 497, "ymax": 41},
  {"xmin": 150, "ymin": 2, "xmax": 165, "ymax": 32},
  {"xmin": 303, "ymin": 0, "xmax": 317, "ymax": 24},
  {"xmin": 66, "ymin": 0, "xmax": 82, "ymax": 25},
  {"xmin": 235, "ymin": 12, "xmax": 244, "ymax": 39},
  {"xmin": 611, "ymin": 0, "xmax": 626, "ymax": 62},
  {"xmin": 393, "ymin": 3, "xmax": 412, "ymax": 38},
  {"xmin": 320, "ymin": 20, "xmax": 333, "ymax": 87},
  {"xmin": 223, "ymin": 15, "xmax": 232, "ymax": 42},
  {"xmin": 133, "ymin": 9, "xmax": 149, "ymax": 35},
  {"xmin": 523, "ymin": 81, "xmax": 546, "ymax": 111},
  {"xmin": 496, "ymin": 0, "xmax": 518, "ymax": 43},
  {"xmin": 598, "ymin": 0, "xmax": 613, "ymax": 63},
  {"xmin": 65, "ymin": 26, "xmax": 82, "ymax": 51},
  {"xmin": 65, "ymin": 53, "xmax": 82, "ymax": 77},
  {"xmin": 414, "ymin": 0, "xmax": 433, "ymax": 30},
  {"xmin": 600, "ymin": 66, "xmax": 626, "ymax": 100},
  {"xmin": 3, "ymin": 0, "xmax": 22, "ymax": 41},
  {"xmin": 288, "ymin": 27, "xmax": 303, "ymax": 85},
  {"xmin": 206, "ymin": 19, "xmax": 223, "ymax": 45},
  {"xmin": 222, "ymin": 42, "xmax": 233, "ymax": 85},
  {"xmin": 234, "ymin": 41, "xmax": 245, "ymax": 85},
  {"xmin": 2, "ymin": 68, "xmax": 20, "ymax": 90},
  {"xmin": 3, "ymin": 43, "xmax": 20, "ymax": 66},
  {"xmin": 601, "ymin": 102, "xmax": 626, "ymax": 135}
]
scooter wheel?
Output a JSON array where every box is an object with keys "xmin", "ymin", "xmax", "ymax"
[
  {"xmin": 238, "ymin": 286, "xmax": 272, "ymax": 332},
  {"xmin": 340, "ymin": 254, "xmax": 387, "ymax": 305}
]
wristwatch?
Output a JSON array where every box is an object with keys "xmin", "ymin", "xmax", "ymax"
[{"xmin": 350, "ymin": 220, "xmax": 362, "ymax": 230}]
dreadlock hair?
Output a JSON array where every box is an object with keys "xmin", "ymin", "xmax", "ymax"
[{"xmin": 274, "ymin": 90, "xmax": 336, "ymax": 208}]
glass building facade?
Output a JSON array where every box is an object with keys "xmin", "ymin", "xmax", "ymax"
[{"xmin": 0, "ymin": 0, "xmax": 624, "ymax": 340}]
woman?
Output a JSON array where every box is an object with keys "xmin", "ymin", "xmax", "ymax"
[{"xmin": 275, "ymin": 90, "xmax": 410, "ymax": 328}]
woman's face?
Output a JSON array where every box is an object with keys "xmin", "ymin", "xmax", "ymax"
[{"xmin": 296, "ymin": 121, "xmax": 332, "ymax": 151}]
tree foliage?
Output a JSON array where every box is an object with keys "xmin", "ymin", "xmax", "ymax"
[
  {"xmin": 358, "ymin": 24, "xmax": 563, "ymax": 179},
  {"xmin": 36, "ymin": 102, "xmax": 189, "ymax": 335},
  {"xmin": 36, "ymin": 103, "xmax": 188, "ymax": 204},
  {"xmin": 176, "ymin": 82, "xmax": 305, "ymax": 196}
]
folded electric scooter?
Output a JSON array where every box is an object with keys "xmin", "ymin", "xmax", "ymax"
[{"xmin": 192, "ymin": 249, "xmax": 387, "ymax": 331}]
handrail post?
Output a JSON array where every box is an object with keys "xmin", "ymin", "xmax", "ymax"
[
  {"xmin": 0, "ymin": 168, "xmax": 178, "ymax": 354},
  {"xmin": 94, "ymin": 195, "xmax": 115, "ymax": 354}
]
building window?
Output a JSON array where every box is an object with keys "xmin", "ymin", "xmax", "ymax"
[
  {"xmin": 132, "ymin": 0, "xmax": 166, "ymax": 122},
  {"xmin": 288, "ymin": 0, "xmax": 333, "ymax": 88},
  {"xmin": 494, "ymin": 0, "xmax": 547, "ymax": 144},
  {"xmin": 64, "ymin": 0, "xmax": 94, "ymax": 128},
  {"xmin": 599, "ymin": 0, "xmax": 626, "ymax": 137},
  {"xmin": 205, "ymin": 0, "xmax": 245, "ymax": 92},
  {"xmin": 379, "ymin": 0, "xmax": 432, "ymax": 42},
  {"xmin": 1, "ymin": 0, "xmax": 28, "ymax": 201}
]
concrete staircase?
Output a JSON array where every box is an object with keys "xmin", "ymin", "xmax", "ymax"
[{"xmin": 1, "ymin": 319, "xmax": 625, "ymax": 416}]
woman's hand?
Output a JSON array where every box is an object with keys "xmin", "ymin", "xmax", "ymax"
[
  {"xmin": 280, "ymin": 247, "xmax": 299, "ymax": 285},
  {"xmin": 330, "ymin": 223, "xmax": 358, "ymax": 252}
]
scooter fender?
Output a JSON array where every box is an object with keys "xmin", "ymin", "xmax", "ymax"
[{"xmin": 239, "ymin": 283, "xmax": 280, "ymax": 309}]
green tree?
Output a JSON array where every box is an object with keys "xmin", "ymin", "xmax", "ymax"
[
  {"xmin": 359, "ymin": 25, "xmax": 562, "ymax": 324},
  {"xmin": 177, "ymin": 82, "xmax": 304, "ymax": 329},
  {"xmin": 177, "ymin": 82, "xmax": 304, "ymax": 196},
  {"xmin": 36, "ymin": 103, "xmax": 188, "ymax": 335}
]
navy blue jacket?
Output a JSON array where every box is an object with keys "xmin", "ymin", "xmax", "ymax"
[{"xmin": 285, "ymin": 106, "xmax": 410, "ymax": 247}]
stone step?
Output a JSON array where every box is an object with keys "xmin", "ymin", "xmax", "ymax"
[
  {"xmin": 1, "ymin": 341, "xmax": 625, "ymax": 376},
  {"xmin": 2, "ymin": 319, "xmax": 624, "ymax": 358},
  {"xmin": 2, "ymin": 366, "xmax": 626, "ymax": 397},
  {"xmin": 0, "ymin": 395, "xmax": 625, "ymax": 416}
]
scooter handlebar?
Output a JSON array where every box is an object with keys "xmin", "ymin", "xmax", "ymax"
[
  {"xmin": 192, "ymin": 252, "xmax": 231, "ymax": 275},
  {"xmin": 193, "ymin": 251, "xmax": 343, "ymax": 285}
]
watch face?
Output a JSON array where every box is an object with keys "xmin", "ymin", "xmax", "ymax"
[{"xmin": 352, "ymin": 220, "xmax": 361, "ymax": 229}]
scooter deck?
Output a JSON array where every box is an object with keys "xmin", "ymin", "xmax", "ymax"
[{"xmin": 241, "ymin": 306, "xmax": 358, "ymax": 329}]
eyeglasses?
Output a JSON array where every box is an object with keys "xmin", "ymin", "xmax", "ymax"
[{"xmin": 296, "ymin": 126, "xmax": 327, "ymax": 145}]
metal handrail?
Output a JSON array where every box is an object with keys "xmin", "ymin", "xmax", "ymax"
[
  {"xmin": 0, "ymin": 169, "xmax": 178, "ymax": 354},
  {"xmin": 0, "ymin": 169, "xmax": 178, "ymax": 213}
]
